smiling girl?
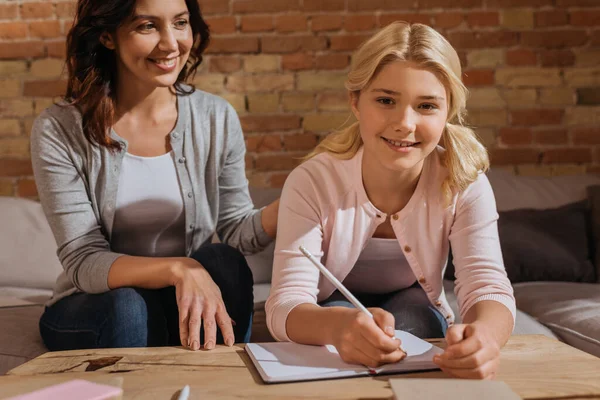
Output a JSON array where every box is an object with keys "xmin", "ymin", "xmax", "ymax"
[
  {"xmin": 31, "ymin": 0, "xmax": 279, "ymax": 352},
  {"xmin": 265, "ymin": 22, "xmax": 515, "ymax": 380}
]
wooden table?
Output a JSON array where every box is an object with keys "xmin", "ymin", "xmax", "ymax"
[{"xmin": 2, "ymin": 335, "xmax": 600, "ymax": 399}]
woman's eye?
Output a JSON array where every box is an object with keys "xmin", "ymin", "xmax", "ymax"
[
  {"xmin": 175, "ymin": 19, "xmax": 189, "ymax": 29},
  {"xmin": 139, "ymin": 23, "xmax": 155, "ymax": 31},
  {"xmin": 376, "ymin": 98, "xmax": 395, "ymax": 106}
]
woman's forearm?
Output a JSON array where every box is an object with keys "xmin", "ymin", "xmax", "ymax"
[
  {"xmin": 463, "ymin": 300, "xmax": 514, "ymax": 347},
  {"xmin": 260, "ymin": 198, "xmax": 280, "ymax": 239},
  {"xmin": 107, "ymin": 255, "xmax": 192, "ymax": 290},
  {"xmin": 285, "ymin": 303, "xmax": 351, "ymax": 345}
]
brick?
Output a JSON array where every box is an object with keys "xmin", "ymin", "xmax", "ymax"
[
  {"xmin": 23, "ymin": 79, "xmax": 66, "ymax": 97},
  {"xmin": 245, "ymin": 134, "xmax": 282, "ymax": 152},
  {"xmin": 233, "ymin": 0, "xmax": 301, "ymax": 14},
  {"xmin": 466, "ymin": 49, "xmax": 503, "ymax": 68},
  {"xmin": 505, "ymin": 49, "xmax": 537, "ymax": 66},
  {"xmin": 535, "ymin": 10, "xmax": 568, "ymax": 27},
  {"xmin": 539, "ymin": 50, "xmax": 575, "ymax": 67},
  {"xmin": 511, "ymin": 109, "xmax": 563, "ymax": 126},
  {"xmin": 246, "ymin": 171, "xmax": 267, "ymax": 187},
  {"xmin": 244, "ymin": 55, "xmax": 280, "ymax": 73},
  {"xmin": 0, "ymin": 61, "xmax": 27, "ymax": 76},
  {"xmin": 198, "ymin": 0, "xmax": 230, "ymax": 15},
  {"xmin": 269, "ymin": 172, "xmax": 290, "ymax": 188},
  {"xmin": 303, "ymin": 113, "xmax": 352, "ymax": 132},
  {"xmin": 282, "ymin": 93, "xmax": 315, "ymax": 111},
  {"xmin": 21, "ymin": 2, "xmax": 54, "ymax": 19},
  {"xmin": 34, "ymin": 98, "xmax": 55, "ymax": 114},
  {"xmin": 490, "ymin": 148, "xmax": 541, "ymax": 165},
  {"xmin": 275, "ymin": 15, "xmax": 307, "ymax": 33},
  {"xmin": 303, "ymin": 0, "xmax": 345, "ymax": 11},
  {"xmin": 434, "ymin": 13, "xmax": 463, "ymax": 29},
  {"xmin": 227, "ymin": 74, "xmax": 294, "ymax": 92},
  {"xmin": 577, "ymin": 88, "xmax": 600, "ymax": 106},
  {"xmin": 495, "ymin": 68, "xmax": 561, "ymax": 87},
  {"xmin": 475, "ymin": 128, "xmax": 497, "ymax": 147},
  {"xmin": 418, "ymin": 0, "xmax": 482, "ymax": 8},
  {"xmin": 282, "ymin": 53, "xmax": 314, "ymax": 71},
  {"xmin": 501, "ymin": 9, "xmax": 533, "ymax": 29},
  {"xmin": 0, "ymin": 159, "xmax": 33, "ymax": 177},
  {"xmin": 241, "ymin": 16, "xmax": 273, "ymax": 32},
  {"xmin": 318, "ymin": 92, "xmax": 349, "ymax": 111},
  {"xmin": 0, "ymin": 79, "xmax": 20, "ymax": 98},
  {"xmin": 206, "ymin": 17, "xmax": 237, "ymax": 34},
  {"xmin": 592, "ymin": 30, "xmax": 600, "ymax": 46},
  {"xmin": 209, "ymin": 56, "xmax": 242, "ymax": 73},
  {"xmin": 466, "ymin": 12, "xmax": 500, "ymax": 27},
  {"xmin": 329, "ymin": 34, "xmax": 370, "ymax": 51},
  {"xmin": 247, "ymin": 93, "xmax": 280, "ymax": 113},
  {"xmin": 311, "ymin": 15, "xmax": 343, "ymax": 32},
  {"xmin": 241, "ymin": 115, "xmax": 301, "ymax": 132},
  {"xmin": 552, "ymin": 165, "xmax": 587, "ymax": 176},
  {"xmin": 0, "ymin": 119, "xmax": 20, "ymax": 137},
  {"xmin": 297, "ymin": 72, "xmax": 347, "ymax": 91},
  {"xmin": 30, "ymin": 58, "xmax": 65, "ymax": 78},
  {"xmin": 500, "ymin": 89, "xmax": 537, "ymax": 107},
  {"xmin": 17, "ymin": 179, "xmax": 37, "ymax": 197},
  {"xmin": 564, "ymin": 68, "xmax": 600, "ymax": 87},
  {"xmin": 344, "ymin": 15, "xmax": 376, "ymax": 32},
  {"xmin": 565, "ymin": 106, "xmax": 600, "ymax": 125},
  {"xmin": 557, "ymin": 0, "xmax": 600, "ymax": 5},
  {"xmin": 22, "ymin": 118, "xmax": 34, "ymax": 137},
  {"xmin": 539, "ymin": 88, "xmax": 575, "ymax": 106},
  {"xmin": 573, "ymin": 128, "xmax": 600, "ymax": 145},
  {"xmin": 316, "ymin": 54, "xmax": 349, "ymax": 70},
  {"xmin": 348, "ymin": 0, "xmax": 413, "ymax": 11},
  {"xmin": 467, "ymin": 88, "xmax": 505, "ymax": 109},
  {"xmin": 499, "ymin": 127, "xmax": 533, "ymax": 145},
  {"xmin": 0, "ymin": 179, "xmax": 13, "ymax": 196},
  {"xmin": 487, "ymin": 0, "xmax": 552, "ymax": 5},
  {"xmin": 254, "ymin": 154, "xmax": 301, "ymax": 171},
  {"xmin": 517, "ymin": 165, "xmax": 553, "ymax": 177},
  {"xmin": 576, "ymin": 50, "xmax": 600, "ymax": 67},
  {"xmin": 0, "ymin": 4, "xmax": 18, "ymax": 20},
  {"xmin": 205, "ymin": 37, "xmax": 259, "ymax": 54},
  {"xmin": 191, "ymin": 73, "xmax": 225, "ymax": 93},
  {"xmin": 262, "ymin": 36, "xmax": 327, "ymax": 53},
  {"xmin": 570, "ymin": 10, "xmax": 600, "ymax": 27},
  {"xmin": 448, "ymin": 31, "xmax": 519, "ymax": 49},
  {"xmin": 55, "ymin": 2, "xmax": 76, "ymax": 18},
  {"xmin": 467, "ymin": 109, "xmax": 508, "ymax": 127},
  {"xmin": 283, "ymin": 133, "xmax": 320, "ymax": 151},
  {"xmin": 0, "ymin": 100, "xmax": 33, "ymax": 118},
  {"xmin": 220, "ymin": 93, "xmax": 246, "ymax": 114},
  {"xmin": 29, "ymin": 21, "xmax": 61, "ymax": 39},
  {"xmin": 587, "ymin": 165, "xmax": 600, "ymax": 175},
  {"xmin": 463, "ymin": 69, "xmax": 494, "ymax": 86},
  {"xmin": 541, "ymin": 148, "xmax": 592, "ymax": 164},
  {"xmin": 535, "ymin": 128, "xmax": 568, "ymax": 145},
  {"xmin": 520, "ymin": 30, "xmax": 589, "ymax": 49},
  {"xmin": 46, "ymin": 41, "xmax": 66, "ymax": 58},
  {"xmin": 0, "ymin": 23, "xmax": 28, "ymax": 40},
  {"xmin": 0, "ymin": 138, "xmax": 30, "ymax": 157},
  {"xmin": 379, "ymin": 14, "xmax": 431, "ymax": 27}
]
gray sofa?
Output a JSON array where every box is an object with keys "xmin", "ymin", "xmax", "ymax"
[{"xmin": 1, "ymin": 169, "xmax": 599, "ymax": 375}]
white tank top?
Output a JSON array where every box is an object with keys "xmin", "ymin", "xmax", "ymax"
[
  {"xmin": 111, "ymin": 151, "xmax": 186, "ymax": 257},
  {"xmin": 342, "ymin": 237, "xmax": 416, "ymax": 294}
]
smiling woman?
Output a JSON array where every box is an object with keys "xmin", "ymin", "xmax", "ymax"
[{"xmin": 30, "ymin": 0, "xmax": 280, "ymax": 353}]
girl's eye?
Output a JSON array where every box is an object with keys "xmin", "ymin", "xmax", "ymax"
[
  {"xmin": 376, "ymin": 97, "xmax": 395, "ymax": 106},
  {"xmin": 419, "ymin": 103, "xmax": 438, "ymax": 111},
  {"xmin": 175, "ymin": 19, "xmax": 189, "ymax": 29}
]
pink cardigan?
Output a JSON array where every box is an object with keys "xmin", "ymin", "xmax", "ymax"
[{"xmin": 266, "ymin": 146, "xmax": 516, "ymax": 342}]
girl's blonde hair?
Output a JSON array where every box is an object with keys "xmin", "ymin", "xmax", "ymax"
[{"xmin": 305, "ymin": 21, "xmax": 489, "ymax": 204}]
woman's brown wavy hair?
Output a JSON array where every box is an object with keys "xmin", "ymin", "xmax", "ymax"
[{"xmin": 64, "ymin": 0, "xmax": 210, "ymax": 151}]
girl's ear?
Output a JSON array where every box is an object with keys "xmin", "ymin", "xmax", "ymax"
[
  {"xmin": 349, "ymin": 91, "xmax": 360, "ymax": 120},
  {"xmin": 100, "ymin": 32, "xmax": 116, "ymax": 50}
]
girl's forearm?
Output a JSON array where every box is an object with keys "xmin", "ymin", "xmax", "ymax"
[
  {"xmin": 463, "ymin": 300, "xmax": 514, "ymax": 347},
  {"xmin": 285, "ymin": 303, "xmax": 352, "ymax": 345}
]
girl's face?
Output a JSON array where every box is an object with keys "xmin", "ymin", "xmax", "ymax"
[
  {"xmin": 102, "ymin": 0, "xmax": 193, "ymax": 89},
  {"xmin": 351, "ymin": 61, "xmax": 449, "ymax": 174}
]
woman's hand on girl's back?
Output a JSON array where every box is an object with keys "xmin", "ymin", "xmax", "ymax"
[
  {"xmin": 171, "ymin": 259, "xmax": 235, "ymax": 350},
  {"xmin": 331, "ymin": 307, "xmax": 406, "ymax": 368}
]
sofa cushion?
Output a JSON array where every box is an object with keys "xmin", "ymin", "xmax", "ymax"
[
  {"xmin": 587, "ymin": 185, "xmax": 600, "ymax": 283},
  {"xmin": 513, "ymin": 282, "xmax": 600, "ymax": 357},
  {"xmin": 0, "ymin": 197, "xmax": 62, "ymax": 291}
]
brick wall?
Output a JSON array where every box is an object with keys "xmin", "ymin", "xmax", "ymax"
[{"xmin": 1, "ymin": 0, "xmax": 599, "ymax": 197}]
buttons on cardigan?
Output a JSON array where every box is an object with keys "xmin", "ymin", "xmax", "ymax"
[
  {"xmin": 172, "ymin": 132, "xmax": 180, "ymax": 139},
  {"xmin": 187, "ymin": 192, "xmax": 193, "ymax": 198},
  {"xmin": 178, "ymin": 157, "xmax": 186, "ymax": 164},
  {"xmin": 403, "ymin": 245, "xmax": 411, "ymax": 253},
  {"xmin": 435, "ymin": 300, "xmax": 442, "ymax": 307},
  {"xmin": 418, "ymin": 276, "xmax": 426, "ymax": 284},
  {"xmin": 376, "ymin": 214, "xmax": 382, "ymax": 218},
  {"xmin": 189, "ymin": 224, "xmax": 194, "ymax": 230},
  {"xmin": 392, "ymin": 214, "xmax": 399, "ymax": 221},
  {"xmin": 446, "ymin": 314, "xmax": 452, "ymax": 320}
]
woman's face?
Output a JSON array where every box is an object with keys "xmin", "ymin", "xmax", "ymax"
[
  {"xmin": 103, "ymin": 0, "xmax": 193, "ymax": 88},
  {"xmin": 352, "ymin": 60, "xmax": 449, "ymax": 174}
]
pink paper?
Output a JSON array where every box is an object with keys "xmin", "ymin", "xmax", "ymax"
[{"xmin": 7, "ymin": 379, "xmax": 123, "ymax": 400}]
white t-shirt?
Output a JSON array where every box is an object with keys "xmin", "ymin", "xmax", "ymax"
[{"xmin": 111, "ymin": 151, "xmax": 186, "ymax": 257}]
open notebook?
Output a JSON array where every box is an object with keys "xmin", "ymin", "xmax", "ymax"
[{"xmin": 245, "ymin": 330, "xmax": 443, "ymax": 384}]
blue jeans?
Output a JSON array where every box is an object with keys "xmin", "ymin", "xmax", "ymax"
[
  {"xmin": 319, "ymin": 283, "xmax": 448, "ymax": 339},
  {"xmin": 39, "ymin": 243, "xmax": 254, "ymax": 350}
]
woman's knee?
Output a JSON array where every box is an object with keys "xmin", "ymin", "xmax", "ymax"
[
  {"xmin": 393, "ymin": 304, "xmax": 447, "ymax": 339},
  {"xmin": 99, "ymin": 288, "xmax": 153, "ymax": 347}
]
